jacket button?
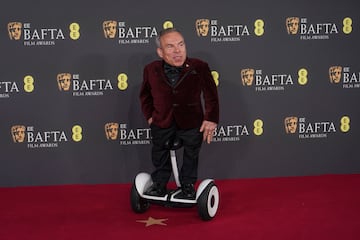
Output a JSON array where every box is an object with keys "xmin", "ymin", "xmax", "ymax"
[
  {"xmin": 172, "ymin": 90, "xmax": 178, "ymax": 94},
  {"xmin": 173, "ymin": 104, "xmax": 179, "ymax": 107}
]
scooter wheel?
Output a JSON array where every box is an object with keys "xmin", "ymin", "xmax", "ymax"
[
  {"xmin": 197, "ymin": 182, "xmax": 219, "ymax": 221},
  {"xmin": 130, "ymin": 184, "xmax": 150, "ymax": 213}
]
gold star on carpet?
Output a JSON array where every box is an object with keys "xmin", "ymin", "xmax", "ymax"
[{"xmin": 136, "ymin": 216, "xmax": 168, "ymax": 227}]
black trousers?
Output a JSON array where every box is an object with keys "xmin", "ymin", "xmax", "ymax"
[{"xmin": 150, "ymin": 122, "xmax": 203, "ymax": 185}]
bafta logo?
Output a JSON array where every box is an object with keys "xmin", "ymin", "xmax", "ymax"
[
  {"xmin": 241, "ymin": 68, "xmax": 255, "ymax": 86},
  {"xmin": 11, "ymin": 125, "xmax": 26, "ymax": 143},
  {"xmin": 8, "ymin": 22, "xmax": 22, "ymax": 40},
  {"xmin": 286, "ymin": 17, "xmax": 299, "ymax": 35},
  {"xmin": 284, "ymin": 117, "xmax": 298, "ymax": 134},
  {"xmin": 329, "ymin": 66, "xmax": 342, "ymax": 84},
  {"xmin": 105, "ymin": 122, "xmax": 119, "ymax": 140},
  {"xmin": 103, "ymin": 20, "xmax": 117, "ymax": 39},
  {"xmin": 195, "ymin": 19, "xmax": 210, "ymax": 37},
  {"xmin": 57, "ymin": 73, "xmax": 72, "ymax": 91}
]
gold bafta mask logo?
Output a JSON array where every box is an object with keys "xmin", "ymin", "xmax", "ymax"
[
  {"xmin": 284, "ymin": 117, "xmax": 298, "ymax": 134},
  {"xmin": 241, "ymin": 68, "xmax": 255, "ymax": 86},
  {"xmin": 57, "ymin": 73, "xmax": 72, "ymax": 91},
  {"xmin": 103, "ymin": 20, "xmax": 117, "ymax": 39},
  {"xmin": 105, "ymin": 122, "xmax": 119, "ymax": 140},
  {"xmin": 8, "ymin": 22, "xmax": 22, "ymax": 40},
  {"xmin": 195, "ymin": 19, "xmax": 210, "ymax": 37},
  {"xmin": 329, "ymin": 66, "xmax": 342, "ymax": 84},
  {"xmin": 286, "ymin": 17, "xmax": 299, "ymax": 35},
  {"xmin": 11, "ymin": 125, "xmax": 26, "ymax": 143}
]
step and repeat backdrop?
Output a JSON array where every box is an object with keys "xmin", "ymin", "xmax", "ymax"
[{"xmin": 1, "ymin": 0, "xmax": 359, "ymax": 187}]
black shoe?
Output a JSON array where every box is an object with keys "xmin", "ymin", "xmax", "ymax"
[
  {"xmin": 144, "ymin": 182, "xmax": 167, "ymax": 197},
  {"xmin": 177, "ymin": 183, "xmax": 196, "ymax": 199}
]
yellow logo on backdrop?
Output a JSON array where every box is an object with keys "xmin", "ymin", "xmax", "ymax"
[
  {"xmin": 285, "ymin": 116, "xmax": 343, "ymax": 140},
  {"xmin": 340, "ymin": 116, "xmax": 350, "ymax": 133},
  {"xmin": 105, "ymin": 123, "xmax": 119, "ymax": 140},
  {"xmin": 286, "ymin": 16, "xmax": 341, "ymax": 40},
  {"xmin": 24, "ymin": 75, "xmax": 35, "ymax": 92},
  {"xmin": 241, "ymin": 68, "xmax": 255, "ymax": 86},
  {"xmin": 329, "ymin": 66, "xmax": 360, "ymax": 89},
  {"xmin": 117, "ymin": 73, "xmax": 128, "ymax": 90},
  {"xmin": 69, "ymin": 23, "xmax": 80, "ymax": 40},
  {"xmin": 10, "ymin": 125, "xmax": 71, "ymax": 147},
  {"xmin": 197, "ymin": 19, "xmax": 251, "ymax": 42},
  {"xmin": 8, "ymin": 22, "xmax": 22, "ymax": 40},
  {"xmin": 111, "ymin": 123, "xmax": 152, "ymax": 145},
  {"xmin": 212, "ymin": 124, "xmax": 250, "ymax": 142},
  {"xmin": 253, "ymin": 119, "xmax": 264, "ymax": 136},
  {"xmin": 195, "ymin": 19, "xmax": 210, "ymax": 37},
  {"xmin": 104, "ymin": 20, "xmax": 157, "ymax": 44},
  {"xmin": 11, "ymin": 125, "xmax": 26, "ymax": 143},
  {"xmin": 103, "ymin": 20, "xmax": 117, "ymax": 39},
  {"xmin": 242, "ymin": 68, "xmax": 302, "ymax": 91},
  {"xmin": 163, "ymin": 21, "xmax": 174, "ymax": 29},
  {"xmin": 284, "ymin": 117, "xmax": 298, "ymax": 134},
  {"xmin": 72, "ymin": 125, "xmax": 83, "ymax": 142},
  {"xmin": 211, "ymin": 71, "xmax": 220, "ymax": 86},
  {"xmin": 298, "ymin": 68, "xmax": 308, "ymax": 85},
  {"xmin": 8, "ymin": 21, "xmax": 70, "ymax": 46},
  {"xmin": 343, "ymin": 17, "xmax": 352, "ymax": 34},
  {"xmin": 57, "ymin": 73, "xmax": 72, "ymax": 91},
  {"xmin": 57, "ymin": 73, "xmax": 117, "ymax": 96},
  {"xmin": 329, "ymin": 66, "xmax": 342, "ymax": 84},
  {"xmin": 286, "ymin": 17, "xmax": 299, "ymax": 35},
  {"xmin": 254, "ymin": 19, "xmax": 264, "ymax": 36}
]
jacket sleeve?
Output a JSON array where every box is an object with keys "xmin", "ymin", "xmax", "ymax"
[
  {"xmin": 139, "ymin": 66, "xmax": 154, "ymax": 122},
  {"xmin": 201, "ymin": 62, "xmax": 220, "ymax": 124}
]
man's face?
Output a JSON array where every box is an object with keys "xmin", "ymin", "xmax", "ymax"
[
  {"xmin": 242, "ymin": 69, "xmax": 254, "ymax": 86},
  {"xmin": 157, "ymin": 31, "xmax": 187, "ymax": 67},
  {"xmin": 103, "ymin": 21, "xmax": 117, "ymax": 38},
  {"xmin": 285, "ymin": 117, "xmax": 298, "ymax": 133},
  {"xmin": 57, "ymin": 74, "xmax": 71, "ymax": 91},
  {"xmin": 196, "ymin": 19, "xmax": 209, "ymax": 36},
  {"xmin": 287, "ymin": 18, "xmax": 299, "ymax": 34},
  {"xmin": 8, "ymin": 22, "xmax": 22, "ymax": 40},
  {"xmin": 12, "ymin": 126, "xmax": 25, "ymax": 142},
  {"xmin": 329, "ymin": 66, "xmax": 342, "ymax": 83}
]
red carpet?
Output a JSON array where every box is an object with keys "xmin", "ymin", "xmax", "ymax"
[{"xmin": 1, "ymin": 174, "xmax": 359, "ymax": 240}]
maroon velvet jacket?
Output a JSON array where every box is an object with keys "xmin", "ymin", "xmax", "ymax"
[{"xmin": 140, "ymin": 58, "xmax": 219, "ymax": 129}]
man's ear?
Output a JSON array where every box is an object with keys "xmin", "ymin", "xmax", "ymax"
[{"xmin": 156, "ymin": 47, "xmax": 163, "ymax": 58}]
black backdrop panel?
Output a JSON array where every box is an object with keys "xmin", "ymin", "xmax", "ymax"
[{"xmin": 1, "ymin": 0, "xmax": 359, "ymax": 187}]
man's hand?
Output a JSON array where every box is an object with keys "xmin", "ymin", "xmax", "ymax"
[
  {"xmin": 200, "ymin": 120, "xmax": 217, "ymax": 144},
  {"xmin": 147, "ymin": 117, "xmax": 153, "ymax": 125}
]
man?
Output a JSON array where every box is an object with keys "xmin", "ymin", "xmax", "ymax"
[{"xmin": 139, "ymin": 28, "xmax": 219, "ymax": 199}]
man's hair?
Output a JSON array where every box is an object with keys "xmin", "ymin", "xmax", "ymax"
[{"xmin": 155, "ymin": 28, "xmax": 183, "ymax": 48}]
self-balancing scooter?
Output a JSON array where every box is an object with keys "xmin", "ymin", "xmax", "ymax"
[{"xmin": 130, "ymin": 138, "xmax": 219, "ymax": 221}]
